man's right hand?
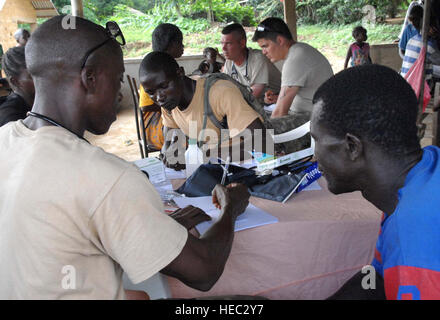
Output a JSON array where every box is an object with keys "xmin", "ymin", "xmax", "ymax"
[
  {"xmin": 264, "ymin": 90, "xmax": 278, "ymax": 105},
  {"xmin": 161, "ymin": 182, "xmax": 250, "ymax": 292},
  {"xmin": 212, "ymin": 183, "xmax": 250, "ymax": 219}
]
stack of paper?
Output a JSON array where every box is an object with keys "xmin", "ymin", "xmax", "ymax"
[{"xmin": 133, "ymin": 157, "xmax": 166, "ymax": 184}]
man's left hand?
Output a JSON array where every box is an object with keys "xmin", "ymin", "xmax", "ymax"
[{"xmin": 169, "ymin": 205, "xmax": 212, "ymax": 230}]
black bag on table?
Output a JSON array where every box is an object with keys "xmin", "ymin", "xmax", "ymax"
[{"xmin": 175, "ymin": 161, "xmax": 313, "ymax": 202}]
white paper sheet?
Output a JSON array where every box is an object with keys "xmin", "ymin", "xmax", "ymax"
[
  {"xmin": 264, "ymin": 104, "xmax": 276, "ymax": 113},
  {"xmin": 173, "ymin": 196, "xmax": 278, "ymax": 236},
  {"xmin": 133, "ymin": 157, "xmax": 166, "ymax": 184},
  {"xmin": 152, "ymin": 180, "xmax": 174, "ymax": 201},
  {"xmin": 165, "ymin": 167, "xmax": 187, "ymax": 180}
]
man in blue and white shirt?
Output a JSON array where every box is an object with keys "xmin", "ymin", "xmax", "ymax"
[{"xmin": 401, "ymin": 14, "xmax": 440, "ymax": 82}]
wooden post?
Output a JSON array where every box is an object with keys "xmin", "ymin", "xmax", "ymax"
[
  {"xmin": 283, "ymin": 0, "xmax": 297, "ymax": 41},
  {"xmin": 433, "ymin": 83, "xmax": 440, "ymax": 146},
  {"xmin": 71, "ymin": 0, "xmax": 84, "ymax": 18},
  {"xmin": 417, "ymin": 0, "xmax": 431, "ymax": 138}
]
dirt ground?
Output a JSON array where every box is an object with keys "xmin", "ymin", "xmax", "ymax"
[{"xmin": 84, "ymin": 107, "xmax": 144, "ymax": 162}]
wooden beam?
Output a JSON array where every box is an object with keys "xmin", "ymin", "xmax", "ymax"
[
  {"xmin": 71, "ymin": 0, "xmax": 84, "ymax": 18},
  {"xmin": 417, "ymin": 0, "xmax": 431, "ymax": 139},
  {"xmin": 433, "ymin": 83, "xmax": 440, "ymax": 146},
  {"xmin": 283, "ymin": 0, "xmax": 297, "ymax": 41}
]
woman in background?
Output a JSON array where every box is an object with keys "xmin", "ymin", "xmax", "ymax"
[{"xmin": 0, "ymin": 46, "xmax": 35, "ymax": 127}]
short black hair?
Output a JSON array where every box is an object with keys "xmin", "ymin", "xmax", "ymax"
[
  {"xmin": 203, "ymin": 47, "xmax": 216, "ymax": 56},
  {"xmin": 352, "ymin": 26, "xmax": 367, "ymax": 38},
  {"xmin": 152, "ymin": 23, "xmax": 183, "ymax": 52},
  {"xmin": 2, "ymin": 46, "xmax": 26, "ymax": 79},
  {"xmin": 139, "ymin": 51, "xmax": 180, "ymax": 80},
  {"xmin": 313, "ymin": 64, "xmax": 420, "ymax": 157},
  {"xmin": 14, "ymin": 28, "xmax": 30, "ymax": 41},
  {"xmin": 408, "ymin": 5, "xmax": 424, "ymax": 31},
  {"xmin": 26, "ymin": 15, "xmax": 122, "ymax": 78},
  {"xmin": 222, "ymin": 23, "xmax": 246, "ymax": 40},
  {"xmin": 252, "ymin": 17, "xmax": 293, "ymax": 42}
]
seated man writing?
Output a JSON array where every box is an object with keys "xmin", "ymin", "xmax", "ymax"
[
  {"xmin": 311, "ymin": 64, "xmax": 440, "ymax": 300},
  {"xmin": 139, "ymin": 51, "xmax": 273, "ymax": 168},
  {"xmin": 0, "ymin": 15, "xmax": 250, "ymax": 299}
]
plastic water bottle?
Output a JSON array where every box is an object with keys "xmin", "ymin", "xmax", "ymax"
[{"xmin": 185, "ymin": 139, "xmax": 204, "ymax": 178}]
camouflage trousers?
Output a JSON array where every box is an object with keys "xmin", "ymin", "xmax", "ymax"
[{"xmin": 267, "ymin": 111, "xmax": 312, "ymax": 154}]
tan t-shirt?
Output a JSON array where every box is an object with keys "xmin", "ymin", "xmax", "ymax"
[
  {"xmin": 282, "ymin": 42, "xmax": 334, "ymax": 113},
  {"xmin": 223, "ymin": 48, "xmax": 281, "ymax": 95},
  {"xmin": 161, "ymin": 78, "xmax": 261, "ymax": 145},
  {"xmin": 0, "ymin": 121, "xmax": 187, "ymax": 299}
]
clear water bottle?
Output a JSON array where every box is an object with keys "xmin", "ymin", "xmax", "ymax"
[{"xmin": 185, "ymin": 139, "xmax": 204, "ymax": 178}]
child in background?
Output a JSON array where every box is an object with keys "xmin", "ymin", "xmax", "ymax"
[
  {"xmin": 193, "ymin": 47, "xmax": 225, "ymax": 75},
  {"xmin": 344, "ymin": 26, "xmax": 372, "ymax": 69}
]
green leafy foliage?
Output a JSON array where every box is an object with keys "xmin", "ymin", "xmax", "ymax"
[
  {"xmin": 297, "ymin": 23, "xmax": 401, "ymax": 57},
  {"xmin": 296, "ymin": 0, "xmax": 409, "ymax": 24},
  {"xmin": 181, "ymin": 0, "xmax": 256, "ymax": 26},
  {"xmin": 111, "ymin": 4, "xmax": 210, "ymax": 34},
  {"xmin": 248, "ymin": 0, "xmax": 284, "ymax": 19},
  {"xmin": 49, "ymin": 0, "xmax": 403, "ymax": 63}
]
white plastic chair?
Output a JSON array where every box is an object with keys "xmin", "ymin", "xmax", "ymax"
[
  {"xmin": 258, "ymin": 121, "xmax": 314, "ymax": 171},
  {"xmin": 274, "ymin": 120, "xmax": 315, "ymax": 158}
]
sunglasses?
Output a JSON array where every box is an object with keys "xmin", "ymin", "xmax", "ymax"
[
  {"xmin": 80, "ymin": 21, "xmax": 126, "ymax": 69},
  {"xmin": 256, "ymin": 24, "xmax": 275, "ymax": 32}
]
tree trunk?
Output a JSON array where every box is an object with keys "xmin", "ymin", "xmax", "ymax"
[
  {"xmin": 207, "ymin": 0, "xmax": 214, "ymax": 23},
  {"xmin": 173, "ymin": 0, "xmax": 183, "ymax": 17}
]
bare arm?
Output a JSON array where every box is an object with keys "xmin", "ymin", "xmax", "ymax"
[
  {"xmin": 344, "ymin": 46, "xmax": 352, "ymax": 69},
  {"xmin": 207, "ymin": 118, "xmax": 274, "ymax": 162},
  {"xmin": 140, "ymin": 102, "xmax": 161, "ymax": 113},
  {"xmin": 250, "ymin": 83, "xmax": 266, "ymax": 100},
  {"xmin": 160, "ymin": 184, "xmax": 250, "ymax": 291},
  {"xmin": 271, "ymin": 86, "xmax": 300, "ymax": 118}
]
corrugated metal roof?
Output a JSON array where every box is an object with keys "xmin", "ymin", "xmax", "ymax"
[
  {"xmin": 31, "ymin": 0, "xmax": 57, "ymax": 11},
  {"xmin": 31, "ymin": 0, "xmax": 58, "ymax": 17}
]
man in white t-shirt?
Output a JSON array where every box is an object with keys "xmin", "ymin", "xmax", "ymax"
[
  {"xmin": 252, "ymin": 17, "xmax": 333, "ymax": 119},
  {"xmin": 0, "ymin": 15, "xmax": 250, "ymax": 300},
  {"xmin": 221, "ymin": 23, "xmax": 281, "ymax": 103}
]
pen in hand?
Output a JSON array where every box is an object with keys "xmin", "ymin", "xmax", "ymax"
[{"xmin": 221, "ymin": 156, "xmax": 230, "ymax": 186}]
